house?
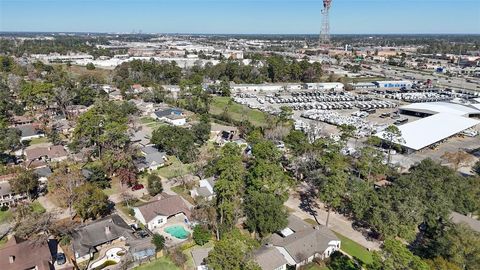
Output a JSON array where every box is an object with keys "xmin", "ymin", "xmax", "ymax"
[
  {"xmin": 0, "ymin": 174, "xmax": 26, "ymax": 207},
  {"xmin": 151, "ymin": 108, "xmax": 186, "ymax": 126},
  {"xmin": 0, "ymin": 236, "xmax": 53, "ymax": 270},
  {"xmin": 190, "ymin": 177, "xmax": 216, "ymax": 201},
  {"xmin": 191, "ymin": 246, "xmax": 213, "ymax": 270},
  {"xmin": 135, "ymin": 145, "xmax": 168, "ymax": 172},
  {"xmin": 71, "ymin": 214, "xmax": 134, "ymax": 263},
  {"xmin": 254, "ymin": 215, "xmax": 341, "ymax": 269},
  {"xmin": 449, "ymin": 211, "xmax": 480, "ymax": 233},
  {"xmin": 133, "ymin": 193, "xmax": 191, "ymax": 230},
  {"xmin": 11, "ymin": 115, "xmax": 33, "ymax": 126},
  {"xmin": 16, "ymin": 124, "xmax": 44, "ymax": 142},
  {"xmin": 25, "ymin": 145, "xmax": 68, "ymax": 163},
  {"xmin": 66, "ymin": 105, "xmax": 88, "ymax": 116},
  {"xmin": 130, "ymin": 128, "xmax": 151, "ymax": 147}
]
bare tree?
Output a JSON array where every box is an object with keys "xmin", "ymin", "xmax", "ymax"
[{"xmin": 441, "ymin": 151, "xmax": 475, "ymax": 171}]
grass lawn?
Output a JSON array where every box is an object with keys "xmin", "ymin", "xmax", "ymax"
[
  {"xmin": 209, "ymin": 96, "xmax": 269, "ymax": 127},
  {"xmin": 31, "ymin": 201, "xmax": 46, "ymax": 214},
  {"xmin": 134, "ymin": 257, "xmax": 180, "ymax": 270},
  {"xmin": 302, "ymin": 219, "xmax": 373, "ymax": 265},
  {"xmin": 102, "ymin": 177, "xmax": 122, "ymax": 196},
  {"xmin": 139, "ymin": 116, "xmax": 157, "ymax": 124},
  {"xmin": 29, "ymin": 137, "xmax": 49, "ymax": 145},
  {"xmin": 0, "ymin": 210, "xmax": 12, "ymax": 224},
  {"xmin": 334, "ymin": 232, "xmax": 373, "ymax": 265},
  {"xmin": 156, "ymin": 156, "xmax": 193, "ymax": 179}
]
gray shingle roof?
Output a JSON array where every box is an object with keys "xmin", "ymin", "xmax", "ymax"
[
  {"xmin": 254, "ymin": 246, "xmax": 288, "ymax": 270},
  {"xmin": 72, "ymin": 214, "xmax": 133, "ymax": 257}
]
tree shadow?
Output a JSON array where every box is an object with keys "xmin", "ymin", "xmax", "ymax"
[{"xmin": 298, "ymin": 184, "xmax": 321, "ymax": 224}]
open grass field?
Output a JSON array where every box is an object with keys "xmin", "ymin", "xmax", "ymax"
[
  {"xmin": 209, "ymin": 96, "xmax": 269, "ymax": 127},
  {"xmin": 134, "ymin": 257, "xmax": 180, "ymax": 270},
  {"xmin": 65, "ymin": 64, "xmax": 114, "ymax": 81}
]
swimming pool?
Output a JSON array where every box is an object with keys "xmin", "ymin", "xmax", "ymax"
[{"xmin": 164, "ymin": 225, "xmax": 190, "ymax": 239}]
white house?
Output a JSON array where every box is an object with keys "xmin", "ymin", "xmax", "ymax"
[
  {"xmin": 151, "ymin": 108, "xmax": 187, "ymax": 126},
  {"xmin": 133, "ymin": 194, "xmax": 191, "ymax": 230},
  {"xmin": 190, "ymin": 177, "xmax": 215, "ymax": 201}
]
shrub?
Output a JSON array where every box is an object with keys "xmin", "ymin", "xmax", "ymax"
[{"xmin": 192, "ymin": 225, "xmax": 211, "ymax": 246}]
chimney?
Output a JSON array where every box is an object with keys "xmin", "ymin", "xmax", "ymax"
[
  {"xmin": 105, "ymin": 226, "xmax": 111, "ymax": 234},
  {"xmin": 9, "ymin": 255, "xmax": 15, "ymax": 263}
]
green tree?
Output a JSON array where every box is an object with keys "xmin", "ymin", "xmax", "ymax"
[
  {"xmin": 328, "ymin": 251, "xmax": 360, "ymax": 270},
  {"xmin": 244, "ymin": 190, "xmax": 288, "ymax": 237},
  {"xmin": 9, "ymin": 169, "xmax": 39, "ymax": 200},
  {"xmin": 382, "ymin": 125, "xmax": 403, "ymax": 164},
  {"xmin": 278, "ymin": 106, "xmax": 293, "ymax": 124},
  {"xmin": 213, "ymin": 143, "xmax": 246, "ymax": 237},
  {"xmin": 151, "ymin": 125, "xmax": 198, "ymax": 163},
  {"xmin": 192, "ymin": 225, "xmax": 211, "ymax": 245},
  {"xmin": 152, "ymin": 233, "xmax": 165, "ymax": 251},
  {"xmin": 86, "ymin": 63, "xmax": 95, "ymax": 70},
  {"xmin": 192, "ymin": 114, "xmax": 211, "ymax": 144},
  {"xmin": 207, "ymin": 229, "xmax": 258, "ymax": 270},
  {"xmin": 147, "ymin": 173, "xmax": 163, "ymax": 196},
  {"xmin": 436, "ymin": 224, "xmax": 480, "ymax": 270},
  {"xmin": 73, "ymin": 183, "xmax": 110, "ymax": 220},
  {"xmin": 369, "ymin": 238, "xmax": 430, "ymax": 270},
  {"xmin": 251, "ymin": 140, "xmax": 281, "ymax": 163},
  {"xmin": 355, "ymin": 146, "xmax": 388, "ymax": 179},
  {"xmin": 284, "ymin": 129, "xmax": 310, "ymax": 156}
]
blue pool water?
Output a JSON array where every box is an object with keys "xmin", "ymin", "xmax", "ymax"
[{"xmin": 164, "ymin": 225, "xmax": 190, "ymax": 239}]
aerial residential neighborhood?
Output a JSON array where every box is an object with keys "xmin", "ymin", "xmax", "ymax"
[{"xmin": 0, "ymin": 0, "xmax": 479, "ymax": 270}]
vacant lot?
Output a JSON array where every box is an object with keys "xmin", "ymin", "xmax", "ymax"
[{"xmin": 209, "ymin": 96, "xmax": 269, "ymax": 127}]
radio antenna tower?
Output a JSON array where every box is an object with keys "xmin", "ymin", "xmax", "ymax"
[{"xmin": 319, "ymin": 0, "xmax": 332, "ymax": 46}]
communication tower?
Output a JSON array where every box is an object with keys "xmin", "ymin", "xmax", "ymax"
[{"xmin": 319, "ymin": 0, "xmax": 332, "ymax": 45}]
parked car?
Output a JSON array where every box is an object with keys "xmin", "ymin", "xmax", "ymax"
[
  {"xmin": 56, "ymin": 253, "xmax": 66, "ymax": 265},
  {"xmin": 131, "ymin": 184, "xmax": 145, "ymax": 191}
]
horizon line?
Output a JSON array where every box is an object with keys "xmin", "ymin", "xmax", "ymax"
[{"xmin": 1, "ymin": 31, "xmax": 480, "ymax": 36}]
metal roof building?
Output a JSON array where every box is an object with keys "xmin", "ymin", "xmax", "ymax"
[
  {"xmin": 399, "ymin": 102, "xmax": 480, "ymax": 117},
  {"xmin": 376, "ymin": 113, "xmax": 480, "ymax": 151}
]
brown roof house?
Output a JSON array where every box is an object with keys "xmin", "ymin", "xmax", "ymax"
[
  {"xmin": 0, "ymin": 236, "xmax": 53, "ymax": 270},
  {"xmin": 133, "ymin": 193, "xmax": 191, "ymax": 230},
  {"xmin": 253, "ymin": 215, "xmax": 341, "ymax": 270},
  {"xmin": 25, "ymin": 145, "xmax": 68, "ymax": 163}
]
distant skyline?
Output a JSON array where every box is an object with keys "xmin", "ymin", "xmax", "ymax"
[{"xmin": 1, "ymin": 0, "xmax": 479, "ymax": 34}]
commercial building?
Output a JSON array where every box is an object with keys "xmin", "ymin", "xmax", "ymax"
[
  {"xmin": 376, "ymin": 113, "xmax": 480, "ymax": 152},
  {"xmin": 399, "ymin": 102, "xmax": 480, "ymax": 118}
]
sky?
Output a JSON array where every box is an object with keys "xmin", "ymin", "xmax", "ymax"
[{"xmin": 1, "ymin": 0, "xmax": 479, "ymax": 34}]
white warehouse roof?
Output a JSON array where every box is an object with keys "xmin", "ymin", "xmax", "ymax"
[
  {"xmin": 376, "ymin": 113, "xmax": 480, "ymax": 151},
  {"xmin": 399, "ymin": 102, "xmax": 480, "ymax": 117}
]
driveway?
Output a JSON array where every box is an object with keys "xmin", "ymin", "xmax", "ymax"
[{"xmin": 285, "ymin": 183, "xmax": 381, "ymax": 251}]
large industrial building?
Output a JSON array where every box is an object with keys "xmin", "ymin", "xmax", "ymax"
[
  {"xmin": 376, "ymin": 113, "xmax": 480, "ymax": 152},
  {"xmin": 376, "ymin": 102, "xmax": 480, "ymax": 153},
  {"xmin": 399, "ymin": 102, "xmax": 480, "ymax": 117}
]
